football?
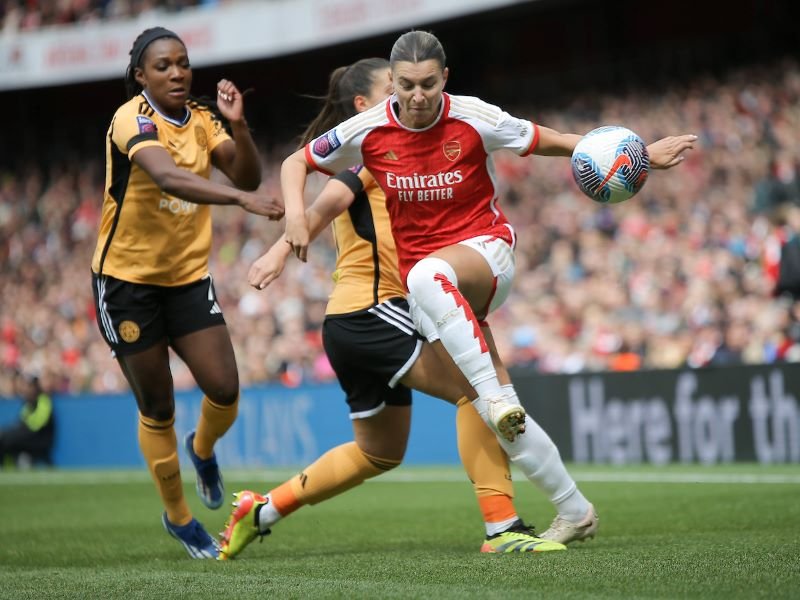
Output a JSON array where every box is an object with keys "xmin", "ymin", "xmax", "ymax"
[{"xmin": 571, "ymin": 125, "xmax": 650, "ymax": 204}]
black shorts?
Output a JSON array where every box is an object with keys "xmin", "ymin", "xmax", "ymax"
[
  {"xmin": 92, "ymin": 272, "xmax": 226, "ymax": 357},
  {"xmin": 322, "ymin": 298, "xmax": 423, "ymax": 419}
]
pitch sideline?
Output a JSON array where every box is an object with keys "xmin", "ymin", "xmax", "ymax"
[{"xmin": 1, "ymin": 468, "xmax": 799, "ymax": 486}]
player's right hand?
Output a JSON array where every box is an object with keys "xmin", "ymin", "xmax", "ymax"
[
  {"xmin": 284, "ymin": 218, "xmax": 310, "ymax": 262},
  {"xmin": 240, "ymin": 193, "xmax": 284, "ymax": 220}
]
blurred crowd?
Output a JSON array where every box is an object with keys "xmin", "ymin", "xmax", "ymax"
[
  {"xmin": 2, "ymin": 57, "xmax": 800, "ymax": 397},
  {"xmin": 0, "ymin": 0, "xmax": 226, "ymax": 32}
]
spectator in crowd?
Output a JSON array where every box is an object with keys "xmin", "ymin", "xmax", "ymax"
[{"xmin": 0, "ymin": 371, "xmax": 55, "ymax": 468}]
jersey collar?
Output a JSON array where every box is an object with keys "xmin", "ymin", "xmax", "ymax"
[{"xmin": 142, "ymin": 90, "xmax": 191, "ymax": 127}]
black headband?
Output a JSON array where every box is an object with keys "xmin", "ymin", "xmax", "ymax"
[{"xmin": 130, "ymin": 27, "xmax": 181, "ymax": 70}]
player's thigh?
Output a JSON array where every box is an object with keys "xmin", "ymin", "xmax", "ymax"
[
  {"xmin": 428, "ymin": 244, "xmax": 496, "ymax": 312},
  {"xmin": 117, "ymin": 340, "xmax": 175, "ymax": 420},
  {"xmin": 400, "ymin": 341, "xmax": 474, "ymax": 403},
  {"xmin": 171, "ymin": 325, "xmax": 239, "ymax": 404},
  {"xmin": 323, "ymin": 304, "xmax": 415, "ymax": 457},
  {"xmin": 92, "ymin": 273, "xmax": 175, "ymax": 417},
  {"xmin": 164, "ymin": 276, "xmax": 238, "ymax": 403},
  {"xmin": 352, "ymin": 405, "xmax": 411, "ymax": 461}
]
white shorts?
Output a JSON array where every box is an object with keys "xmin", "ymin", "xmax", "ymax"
[{"xmin": 410, "ymin": 235, "xmax": 516, "ymax": 342}]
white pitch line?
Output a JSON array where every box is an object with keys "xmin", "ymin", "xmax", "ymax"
[{"xmin": 0, "ymin": 469, "xmax": 799, "ymax": 486}]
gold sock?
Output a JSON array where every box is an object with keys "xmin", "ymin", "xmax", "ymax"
[
  {"xmin": 456, "ymin": 397, "xmax": 516, "ymax": 524},
  {"xmin": 138, "ymin": 413, "xmax": 191, "ymax": 526},
  {"xmin": 193, "ymin": 394, "xmax": 238, "ymax": 459},
  {"xmin": 270, "ymin": 441, "xmax": 398, "ymax": 516}
]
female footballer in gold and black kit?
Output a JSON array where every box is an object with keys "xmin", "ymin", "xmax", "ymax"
[{"xmin": 91, "ymin": 26, "xmax": 281, "ymax": 559}]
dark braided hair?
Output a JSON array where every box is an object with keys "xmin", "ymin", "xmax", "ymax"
[
  {"xmin": 299, "ymin": 58, "xmax": 390, "ymax": 148},
  {"xmin": 124, "ymin": 27, "xmax": 231, "ymax": 132},
  {"xmin": 124, "ymin": 27, "xmax": 182, "ymax": 99}
]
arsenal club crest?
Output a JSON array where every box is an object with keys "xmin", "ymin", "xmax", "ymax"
[{"xmin": 443, "ymin": 141, "xmax": 461, "ymax": 161}]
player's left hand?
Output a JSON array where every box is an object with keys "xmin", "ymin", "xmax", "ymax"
[
  {"xmin": 248, "ymin": 239, "xmax": 292, "ymax": 290},
  {"xmin": 647, "ymin": 134, "xmax": 698, "ymax": 169},
  {"xmin": 216, "ymin": 79, "xmax": 244, "ymax": 122}
]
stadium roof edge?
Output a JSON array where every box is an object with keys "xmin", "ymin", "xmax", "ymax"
[{"xmin": 0, "ymin": 0, "xmax": 535, "ymax": 91}]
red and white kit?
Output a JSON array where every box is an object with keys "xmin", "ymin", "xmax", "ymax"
[{"xmin": 304, "ymin": 92, "xmax": 540, "ymax": 285}]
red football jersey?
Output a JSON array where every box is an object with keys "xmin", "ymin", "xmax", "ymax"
[{"xmin": 305, "ymin": 92, "xmax": 539, "ymax": 285}]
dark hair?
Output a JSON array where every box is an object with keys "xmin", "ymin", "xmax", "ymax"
[
  {"xmin": 299, "ymin": 58, "xmax": 390, "ymax": 147},
  {"xmin": 123, "ymin": 27, "xmax": 232, "ymax": 133},
  {"xmin": 124, "ymin": 27, "xmax": 184, "ymax": 99},
  {"xmin": 389, "ymin": 30, "xmax": 446, "ymax": 69}
]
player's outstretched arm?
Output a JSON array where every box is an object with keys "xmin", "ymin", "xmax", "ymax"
[
  {"xmin": 249, "ymin": 178, "xmax": 356, "ymax": 290},
  {"xmin": 646, "ymin": 134, "xmax": 698, "ymax": 169},
  {"xmin": 133, "ymin": 145, "xmax": 283, "ymax": 219},
  {"xmin": 532, "ymin": 125, "xmax": 583, "ymax": 157}
]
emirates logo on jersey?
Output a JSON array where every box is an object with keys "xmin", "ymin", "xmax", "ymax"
[{"xmin": 443, "ymin": 141, "xmax": 461, "ymax": 162}]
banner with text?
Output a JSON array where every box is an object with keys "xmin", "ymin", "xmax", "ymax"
[
  {"xmin": 512, "ymin": 364, "xmax": 800, "ymax": 465},
  {"xmin": 0, "ymin": 0, "xmax": 529, "ymax": 91}
]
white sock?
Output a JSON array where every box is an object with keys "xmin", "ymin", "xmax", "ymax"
[
  {"xmin": 406, "ymin": 257, "xmax": 503, "ymax": 403},
  {"xmin": 485, "ymin": 515, "xmax": 519, "ymax": 537},
  {"xmin": 500, "ymin": 384, "xmax": 590, "ymax": 523},
  {"xmin": 256, "ymin": 493, "xmax": 283, "ymax": 531}
]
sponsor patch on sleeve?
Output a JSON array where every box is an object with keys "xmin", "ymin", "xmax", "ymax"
[
  {"xmin": 136, "ymin": 115, "xmax": 157, "ymax": 134},
  {"xmin": 312, "ymin": 129, "xmax": 341, "ymax": 158},
  {"xmin": 348, "ymin": 164, "xmax": 364, "ymax": 175}
]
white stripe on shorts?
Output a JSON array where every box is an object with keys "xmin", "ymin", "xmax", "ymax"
[
  {"xmin": 350, "ymin": 401, "xmax": 387, "ymax": 420},
  {"xmin": 96, "ymin": 276, "xmax": 119, "ymax": 344},
  {"xmin": 367, "ymin": 299, "xmax": 415, "ymax": 336},
  {"xmin": 388, "ymin": 338, "xmax": 423, "ymax": 389}
]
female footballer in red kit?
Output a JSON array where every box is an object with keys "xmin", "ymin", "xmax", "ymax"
[{"xmin": 280, "ymin": 31, "xmax": 696, "ymax": 544}]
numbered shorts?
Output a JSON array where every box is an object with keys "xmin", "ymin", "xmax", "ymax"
[
  {"xmin": 322, "ymin": 298, "xmax": 423, "ymax": 419},
  {"xmin": 92, "ymin": 272, "xmax": 226, "ymax": 357}
]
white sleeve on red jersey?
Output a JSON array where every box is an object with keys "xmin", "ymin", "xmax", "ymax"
[
  {"xmin": 304, "ymin": 100, "xmax": 389, "ymax": 175},
  {"xmin": 448, "ymin": 94, "xmax": 539, "ymax": 156}
]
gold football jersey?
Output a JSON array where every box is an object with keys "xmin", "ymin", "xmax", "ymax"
[
  {"xmin": 327, "ymin": 167, "xmax": 406, "ymax": 315},
  {"xmin": 91, "ymin": 94, "xmax": 231, "ymax": 286}
]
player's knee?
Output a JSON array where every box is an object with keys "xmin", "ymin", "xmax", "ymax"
[
  {"xmin": 135, "ymin": 390, "xmax": 175, "ymax": 421},
  {"xmin": 205, "ymin": 378, "xmax": 239, "ymax": 406},
  {"xmin": 358, "ymin": 442, "xmax": 405, "ymax": 470},
  {"xmin": 139, "ymin": 404, "xmax": 175, "ymax": 423},
  {"xmin": 406, "ymin": 257, "xmax": 457, "ymax": 299}
]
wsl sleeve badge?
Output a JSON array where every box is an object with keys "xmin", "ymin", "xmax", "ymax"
[
  {"xmin": 312, "ymin": 129, "xmax": 342, "ymax": 158},
  {"xmin": 571, "ymin": 126, "xmax": 649, "ymax": 204}
]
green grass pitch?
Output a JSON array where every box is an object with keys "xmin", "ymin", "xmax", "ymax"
[{"xmin": 1, "ymin": 465, "xmax": 798, "ymax": 599}]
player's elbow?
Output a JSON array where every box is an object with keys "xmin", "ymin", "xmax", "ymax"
[{"xmin": 281, "ymin": 151, "xmax": 312, "ymax": 177}]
